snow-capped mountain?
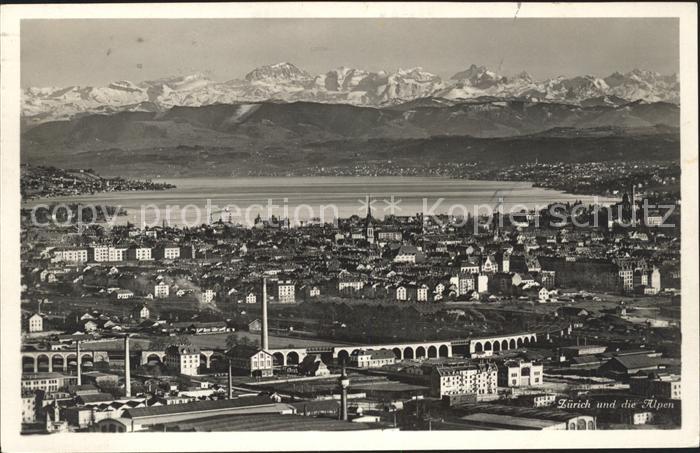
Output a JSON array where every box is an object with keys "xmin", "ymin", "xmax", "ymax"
[
  {"xmin": 244, "ymin": 62, "xmax": 313, "ymax": 85},
  {"xmin": 22, "ymin": 63, "xmax": 680, "ymax": 124}
]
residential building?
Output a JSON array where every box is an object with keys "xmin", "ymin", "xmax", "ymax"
[
  {"xmin": 458, "ymin": 273, "xmax": 476, "ymax": 295},
  {"xmin": 200, "ymin": 289, "xmax": 215, "ymax": 304},
  {"xmin": 477, "ymin": 274, "xmax": 489, "ymax": 293},
  {"xmin": 338, "ymin": 279, "xmax": 365, "ymax": 292},
  {"xmin": 108, "ymin": 247, "xmax": 128, "ymax": 262},
  {"xmin": 430, "ymin": 363, "xmax": 498, "ymax": 399},
  {"xmin": 53, "ymin": 248, "xmax": 88, "ymax": 263},
  {"xmin": 416, "ymin": 284, "xmax": 429, "ymax": 302},
  {"xmin": 21, "ymin": 372, "xmax": 67, "ymax": 393},
  {"xmin": 127, "ymin": 246, "xmax": 152, "ymax": 261},
  {"xmin": 115, "ymin": 289, "xmax": 134, "ymax": 300},
  {"xmin": 154, "ymin": 281, "xmax": 169, "ymax": 299},
  {"xmin": 88, "ymin": 246, "xmax": 110, "ymax": 262},
  {"xmin": 164, "ymin": 345, "xmax": 201, "ymax": 376},
  {"xmin": 539, "ymin": 270, "xmax": 556, "ymax": 289},
  {"xmin": 153, "ymin": 244, "xmax": 181, "ymax": 260},
  {"xmin": 228, "ymin": 345, "xmax": 274, "ymax": 377},
  {"xmin": 275, "ymin": 280, "xmax": 296, "ymax": 304},
  {"xmin": 298, "ymin": 355, "xmax": 331, "ymax": 376},
  {"xmin": 132, "ymin": 305, "xmax": 150, "ymax": 320},
  {"xmin": 350, "ymin": 349, "xmax": 396, "ymax": 368},
  {"xmin": 27, "ymin": 313, "xmax": 44, "ymax": 333},
  {"xmin": 21, "ymin": 391, "xmax": 38, "ymax": 423}
]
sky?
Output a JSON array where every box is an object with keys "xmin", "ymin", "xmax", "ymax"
[{"xmin": 21, "ymin": 18, "xmax": 679, "ymax": 87}]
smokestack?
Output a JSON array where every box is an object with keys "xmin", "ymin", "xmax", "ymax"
[
  {"xmin": 124, "ymin": 335, "xmax": 131, "ymax": 398},
  {"xmin": 339, "ymin": 361, "xmax": 349, "ymax": 421},
  {"xmin": 261, "ymin": 277, "xmax": 269, "ymax": 351},
  {"xmin": 631, "ymin": 184, "xmax": 636, "ymax": 226},
  {"xmin": 228, "ymin": 360, "xmax": 233, "ymax": 399},
  {"xmin": 76, "ymin": 341, "xmax": 82, "ymax": 386}
]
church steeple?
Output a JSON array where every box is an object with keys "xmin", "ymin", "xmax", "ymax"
[{"xmin": 364, "ymin": 194, "xmax": 374, "ymax": 244}]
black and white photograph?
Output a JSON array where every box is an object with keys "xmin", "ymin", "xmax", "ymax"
[{"xmin": 1, "ymin": 2, "xmax": 698, "ymax": 451}]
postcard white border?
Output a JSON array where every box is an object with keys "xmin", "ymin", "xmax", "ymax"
[{"xmin": 1, "ymin": 2, "xmax": 698, "ymax": 451}]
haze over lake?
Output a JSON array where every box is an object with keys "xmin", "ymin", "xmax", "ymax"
[{"xmin": 24, "ymin": 176, "xmax": 618, "ymax": 227}]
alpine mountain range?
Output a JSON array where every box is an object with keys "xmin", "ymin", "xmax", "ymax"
[
  {"xmin": 23, "ymin": 62, "xmax": 679, "ymax": 124},
  {"xmin": 21, "ymin": 62, "xmax": 680, "ymax": 177}
]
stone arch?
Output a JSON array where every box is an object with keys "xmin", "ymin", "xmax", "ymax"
[
  {"xmin": 484, "ymin": 341, "xmax": 492, "ymax": 351},
  {"xmin": 146, "ymin": 353, "xmax": 162, "ymax": 364},
  {"xmin": 569, "ymin": 422, "xmax": 576, "ymax": 430},
  {"xmin": 392, "ymin": 347, "xmax": 403, "ymax": 359},
  {"xmin": 577, "ymin": 419, "xmax": 587, "ymax": 430},
  {"xmin": 272, "ymin": 352, "xmax": 285, "ymax": 366},
  {"xmin": 22, "ymin": 356, "xmax": 36, "ymax": 372},
  {"xmin": 438, "ymin": 345, "xmax": 449, "ymax": 357},
  {"xmin": 338, "ymin": 350, "xmax": 350, "ymax": 364},
  {"xmin": 65, "ymin": 354, "xmax": 78, "ymax": 371},
  {"xmin": 37, "ymin": 354, "xmax": 50, "ymax": 372},
  {"xmin": 416, "ymin": 346, "xmax": 426, "ymax": 358},
  {"xmin": 403, "ymin": 347, "xmax": 414, "ymax": 359},
  {"xmin": 81, "ymin": 353, "xmax": 94, "ymax": 365},
  {"xmin": 517, "ymin": 338, "xmax": 523, "ymax": 348},
  {"xmin": 493, "ymin": 341, "xmax": 501, "ymax": 352},
  {"xmin": 210, "ymin": 353, "xmax": 224, "ymax": 369},
  {"xmin": 427, "ymin": 346, "xmax": 437, "ymax": 358},
  {"xmin": 509, "ymin": 339, "xmax": 516, "ymax": 349},
  {"xmin": 474, "ymin": 342, "xmax": 483, "ymax": 353},
  {"xmin": 199, "ymin": 353, "xmax": 210, "ymax": 370},
  {"xmin": 523, "ymin": 337, "xmax": 530, "ymax": 345},
  {"xmin": 531, "ymin": 335, "xmax": 536, "ymax": 343},
  {"xmin": 587, "ymin": 421, "xmax": 595, "ymax": 430},
  {"xmin": 501, "ymin": 339, "xmax": 508, "ymax": 350},
  {"xmin": 286, "ymin": 351, "xmax": 300, "ymax": 365},
  {"xmin": 52, "ymin": 354, "xmax": 65, "ymax": 370}
]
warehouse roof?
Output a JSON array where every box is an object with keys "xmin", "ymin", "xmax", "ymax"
[
  {"xmin": 123, "ymin": 396, "xmax": 276, "ymax": 419},
  {"xmin": 158, "ymin": 413, "xmax": 376, "ymax": 431}
]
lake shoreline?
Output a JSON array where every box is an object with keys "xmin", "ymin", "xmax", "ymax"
[{"xmin": 21, "ymin": 176, "xmax": 620, "ymax": 227}]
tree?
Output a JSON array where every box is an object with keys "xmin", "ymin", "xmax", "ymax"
[
  {"xmin": 239, "ymin": 336, "xmax": 252, "ymax": 346},
  {"xmin": 148, "ymin": 337, "xmax": 170, "ymax": 351},
  {"xmin": 225, "ymin": 333, "xmax": 239, "ymax": 349},
  {"xmin": 174, "ymin": 335, "xmax": 191, "ymax": 346}
]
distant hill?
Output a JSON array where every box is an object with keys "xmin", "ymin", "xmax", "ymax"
[{"xmin": 21, "ymin": 99, "xmax": 679, "ymax": 178}]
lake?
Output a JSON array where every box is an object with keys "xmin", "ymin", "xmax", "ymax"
[{"xmin": 23, "ymin": 176, "xmax": 618, "ymax": 227}]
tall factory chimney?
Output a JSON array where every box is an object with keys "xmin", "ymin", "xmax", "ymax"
[
  {"xmin": 124, "ymin": 335, "xmax": 131, "ymax": 398},
  {"xmin": 228, "ymin": 360, "xmax": 233, "ymax": 399},
  {"xmin": 339, "ymin": 361, "xmax": 350, "ymax": 421},
  {"xmin": 76, "ymin": 341, "xmax": 82, "ymax": 386},
  {"xmin": 261, "ymin": 277, "xmax": 269, "ymax": 351},
  {"xmin": 631, "ymin": 184, "xmax": 637, "ymax": 226}
]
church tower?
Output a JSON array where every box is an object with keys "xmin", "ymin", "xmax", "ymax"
[{"xmin": 364, "ymin": 195, "xmax": 375, "ymax": 244}]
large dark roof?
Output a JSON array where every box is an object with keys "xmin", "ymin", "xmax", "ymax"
[
  {"xmin": 458, "ymin": 403, "xmax": 586, "ymax": 422},
  {"xmin": 227, "ymin": 345, "xmax": 270, "ymax": 359},
  {"xmin": 159, "ymin": 413, "xmax": 373, "ymax": 431},
  {"xmin": 76, "ymin": 393, "xmax": 120, "ymax": 403},
  {"xmin": 607, "ymin": 354, "xmax": 663, "ymax": 370},
  {"xmin": 165, "ymin": 344, "xmax": 201, "ymax": 355},
  {"xmin": 123, "ymin": 396, "xmax": 276, "ymax": 419}
]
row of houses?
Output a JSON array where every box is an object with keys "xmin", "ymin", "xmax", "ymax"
[{"xmin": 50, "ymin": 244, "xmax": 196, "ymax": 264}]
